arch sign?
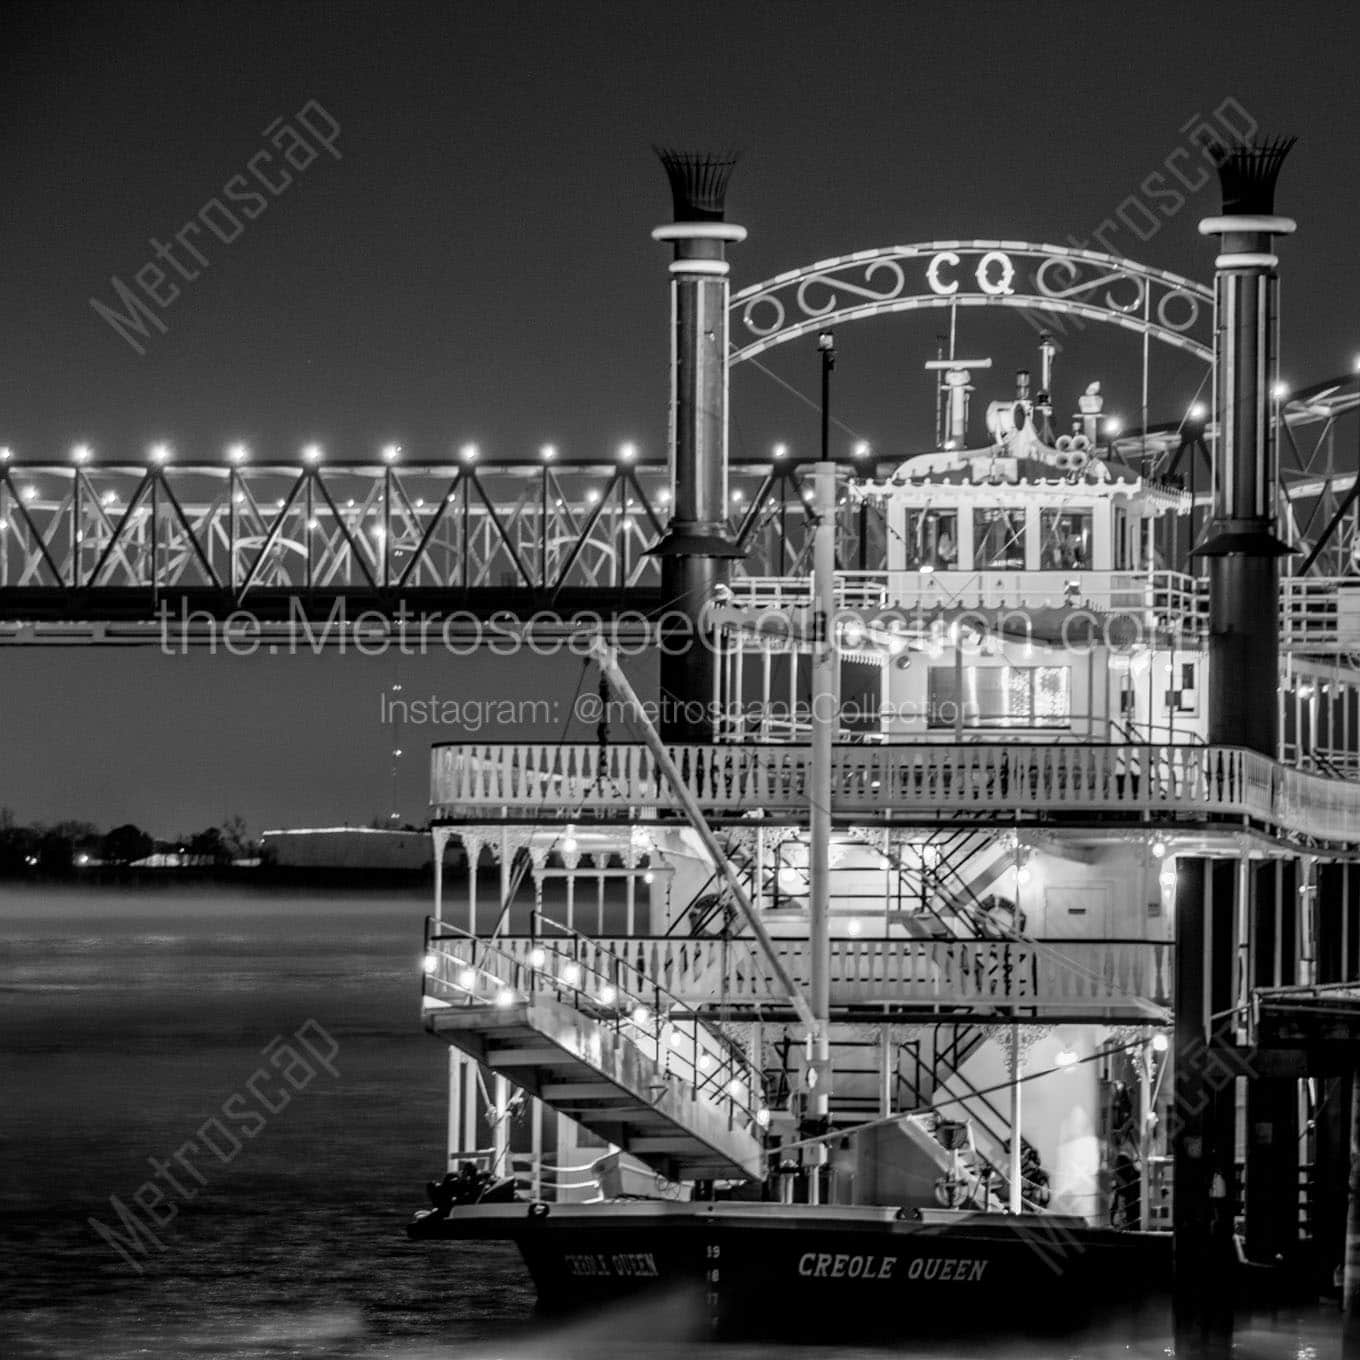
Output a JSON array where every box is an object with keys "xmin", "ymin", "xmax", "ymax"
[{"xmin": 728, "ymin": 241, "xmax": 1213, "ymax": 365}]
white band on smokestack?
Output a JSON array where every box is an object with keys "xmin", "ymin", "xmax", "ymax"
[
  {"xmin": 669, "ymin": 259, "xmax": 730, "ymax": 276},
  {"xmin": 652, "ymin": 222, "xmax": 748, "ymax": 243}
]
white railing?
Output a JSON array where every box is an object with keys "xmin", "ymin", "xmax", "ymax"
[
  {"xmin": 1282, "ymin": 577, "xmax": 1360, "ymax": 652},
  {"xmin": 728, "ymin": 571, "xmax": 1360, "ymax": 655},
  {"xmin": 489, "ymin": 935, "xmax": 1171, "ymax": 1015},
  {"xmin": 729, "ymin": 569, "xmax": 1206, "ymax": 630},
  {"xmin": 430, "ymin": 741, "xmax": 1360, "ymax": 845},
  {"xmin": 422, "ymin": 918, "xmax": 763, "ymax": 1136}
]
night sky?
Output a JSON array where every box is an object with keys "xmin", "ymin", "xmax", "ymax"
[{"xmin": 3, "ymin": 0, "xmax": 1358, "ymax": 836}]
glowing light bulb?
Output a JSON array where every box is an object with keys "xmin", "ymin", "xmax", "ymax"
[
  {"xmin": 302, "ymin": 443, "xmax": 322, "ymax": 464},
  {"xmin": 1151, "ymin": 1033, "xmax": 1169, "ymax": 1053},
  {"xmin": 846, "ymin": 918, "xmax": 862, "ymax": 937},
  {"xmin": 20, "ymin": 486, "xmax": 36, "ymax": 502},
  {"xmin": 631, "ymin": 1005, "xmax": 649, "ymax": 1027},
  {"xmin": 227, "ymin": 443, "xmax": 249, "ymax": 464},
  {"xmin": 382, "ymin": 443, "xmax": 401, "ymax": 463},
  {"xmin": 0, "ymin": 447, "xmax": 10, "ymax": 462},
  {"xmin": 149, "ymin": 442, "xmax": 171, "ymax": 464},
  {"xmin": 529, "ymin": 947, "xmax": 546, "ymax": 968},
  {"xmin": 1272, "ymin": 381, "xmax": 1289, "ymax": 401},
  {"xmin": 540, "ymin": 443, "xmax": 556, "ymax": 461},
  {"xmin": 1151, "ymin": 839, "xmax": 1167, "ymax": 860},
  {"xmin": 772, "ymin": 442, "xmax": 788, "ymax": 460},
  {"xmin": 598, "ymin": 983, "xmax": 616, "ymax": 1005},
  {"xmin": 422, "ymin": 953, "xmax": 438, "ymax": 975},
  {"xmin": 1016, "ymin": 865, "xmax": 1032, "ymax": 886},
  {"xmin": 495, "ymin": 988, "xmax": 515, "ymax": 1008},
  {"xmin": 72, "ymin": 443, "xmax": 91, "ymax": 463},
  {"xmin": 618, "ymin": 441, "xmax": 637, "ymax": 462},
  {"xmin": 457, "ymin": 966, "xmax": 476, "ymax": 989},
  {"xmin": 561, "ymin": 962, "xmax": 582, "ymax": 987},
  {"xmin": 460, "ymin": 442, "xmax": 478, "ymax": 463},
  {"xmin": 853, "ymin": 440, "xmax": 870, "ymax": 459},
  {"xmin": 756, "ymin": 1107, "xmax": 771, "ymax": 1128},
  {"xmin": 1055, "ymin": 1047, "xmax": 1079, "ymax": 1068},
  {"xmin": 1188, "ymin": 403, "xmax": 1207, "ymax": 422},
  {"xmin": 643, "ymin": 870, "xmax": 655, "ymax": 885}
]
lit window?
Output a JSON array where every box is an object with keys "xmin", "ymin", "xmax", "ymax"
[
  {"xmin": 903, "ymin": 508, "xmax": 958, "ymax": 569},
  {"xmin": 1040, "ymin": 509, "xmax": 1093, "ymax": 570},
  {"xmin": 973, "ymin": 507, "xmax": 1026, "ymax": 569},
  {"xmin": 927, "ymin": 665, "xmax": 1071, "ymax": 729}
]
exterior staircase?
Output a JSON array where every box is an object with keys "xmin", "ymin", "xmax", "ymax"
[{"xmin": 422, "ymin": 918, "xmax": 764, "ymax": 1182}]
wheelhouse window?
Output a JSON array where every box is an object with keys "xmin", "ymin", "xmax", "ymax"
[
  {"xmin": 1040, "ymin": 509, "xmax": 1093, "ymax": 570},
  {"xmin": 927, "ymin": 664, "xmax": 1072, "ymax": 729},
  {"xmin": 973, "ymin": 507, "xmax": 1027, "ymax": 569},
  {"xmin": 903, "ymin": 508, "xmax": 958, "ymax": 569}
]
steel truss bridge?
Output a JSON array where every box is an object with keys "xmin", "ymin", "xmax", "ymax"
[{"xmin": 3, "ymin": 234, "xmax": 1358, "ymax": 643}]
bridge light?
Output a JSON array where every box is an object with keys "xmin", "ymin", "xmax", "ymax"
[
  {"xmin": 756, "ymin": 1107, "xmax": 771, "ymax": 1128},
  {"xmin": 529, "ymin": 946, "xmax": 546, "ymax": 969},
  {"xmin": 102, "ymin": 491, "xmax": 117, "ymax": 507},
  {"xmin": 149, "ymin": 442, "xmax": 171, "ymax": 464},
  {"xmin": 1151, "ymin": 1033, "xmax": 1169, "ymax": 1053},
  {"xmin": 1055, "ymin": 1047, "xmax": 1079, "ymax": 1068},
  {"xmin": 657, "ymin": 489, "xmax": 671, "ymax": 505},
  {"xmin": 1104, "ymin": 417, "xmax": 1121, "ymax": 437},
  {"xmin": 422, "ymin": 953, "xmax": 438, "ymax": 975},
  {"xmin": 1151, "ymin": 839, "xmax": 1167, "ymax": 859},
  {"xmin": 846, "ymin": 917, "xmax": 862, "ymax": 937},
  {"xmin": 1272, "ymin": 381, "xmax": 1289, "ymax": 401},
  {"xmin": 560, "ymin": 961, "xmax": 582, "ymax": 987},
  {"xmin": 20, "ymin": 486, "xmax": 36, "ymax": 502},
  {"xmin": 227, "ymin": 442, "xmax": 249, "ymax": 464},
  {"xmin": 942, "ymin": 439, "xmax": 956, "ymax": 451},
  {"xmin": 302, "ymin": 443, "xmax": 323, "ymax": 464},
  {"xmin": 618, "ymin": 441, "xmax": 637, "ymax": 463},
  {"xmin": 1188, "ymin": 402, "xmax": 1207, "ymax": 422},
  {"xmin": 540, "ymin": 443, "xmax": 557, "ymax": 461},
  {"xmin": 306, "ymin": 517, "xmax": 318, "ymax": 530},
  {"xmin": 585, "ymin": 489, "xmax": 600, "ymax": 505},
  {"xmin": 631, "ymin": 1005, "xmax": 649, "ymax": 1027},
  {"xmin": 382, "ymin": 443, "xmax": 401, "ymax": 463},
  {"xmin": 853, "ymin": 440, "xmax": 870, "ymax": 460},
  {"xmin": 495, "ymin": 988, "xmax": 515, "ymax": 1008},
  {"xmin": 732, "ymin": 489, "xmax": 743, "ymax": 504},
  {"xmin": 772, "ymin": 442, "xmax": 788, "ymax": 460},
  {"xmin": 0, "ymin": 447, "xmax": 10, "ymax": 461},
  {"xmin": 1016, "ymin": 865, "xmax": 1032, "ymax": 886},
  {"xmin": 459, "ymin": 442, "xmax": 478, "ymax": 464},
  {"xmin": 72, "ymin": 443, "xmax": 92, "ymax": 464},
  {"xmin": 727, "ymin": 1077, "xmax": 745, "ymax": 1099},
  {"xmin": 643, "ymin": 870, "xmax": 655, "ymax": 885},
  {"xmin": 457, "ymin": 966, "xmax": 476, "ymax": 989},
  {"xmin": 597, "ymin": 983, "xmax": 616, "ymax": 1005}
]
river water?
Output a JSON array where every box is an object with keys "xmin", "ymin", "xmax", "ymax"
[{"xmin": 0, "ymin": 882, "xmax": 1345, "ymax": 1358}]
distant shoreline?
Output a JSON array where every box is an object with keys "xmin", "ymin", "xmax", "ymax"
[{"xmin": 0, "ymin": 863, "xmax": 458, "ymax": 892}]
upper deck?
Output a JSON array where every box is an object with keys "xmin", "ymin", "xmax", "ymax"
[{"xmin": 430, "ymin": 739, "xmax": 1360, "ymax": 847}]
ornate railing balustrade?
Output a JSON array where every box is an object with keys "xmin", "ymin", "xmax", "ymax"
[{"xmin": 430, "ymin": 740, "xmax": 1360, "ymax": 846}]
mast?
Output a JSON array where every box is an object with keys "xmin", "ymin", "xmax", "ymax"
[{"xmin": 807, "ymin": 460, "xmax": 838, "ymax": 1203}]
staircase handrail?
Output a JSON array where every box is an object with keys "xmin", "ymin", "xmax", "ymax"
[{"xmin": 425, "ymin": 916, "xmax": 764, "ymax": 1134}]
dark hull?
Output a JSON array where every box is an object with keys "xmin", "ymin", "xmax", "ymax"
[{"xmin": 409, "ymin": 1201, "xmax": 1172, "ymax": 1339}]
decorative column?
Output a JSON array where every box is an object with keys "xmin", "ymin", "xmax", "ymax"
[
  {"xmin": 1194, "ymin": 138, "xmax": 1296, "ymax": 755},
  {"xmin": 650, "ymin": 150, "xmax": 745, "ymax": 742}
]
